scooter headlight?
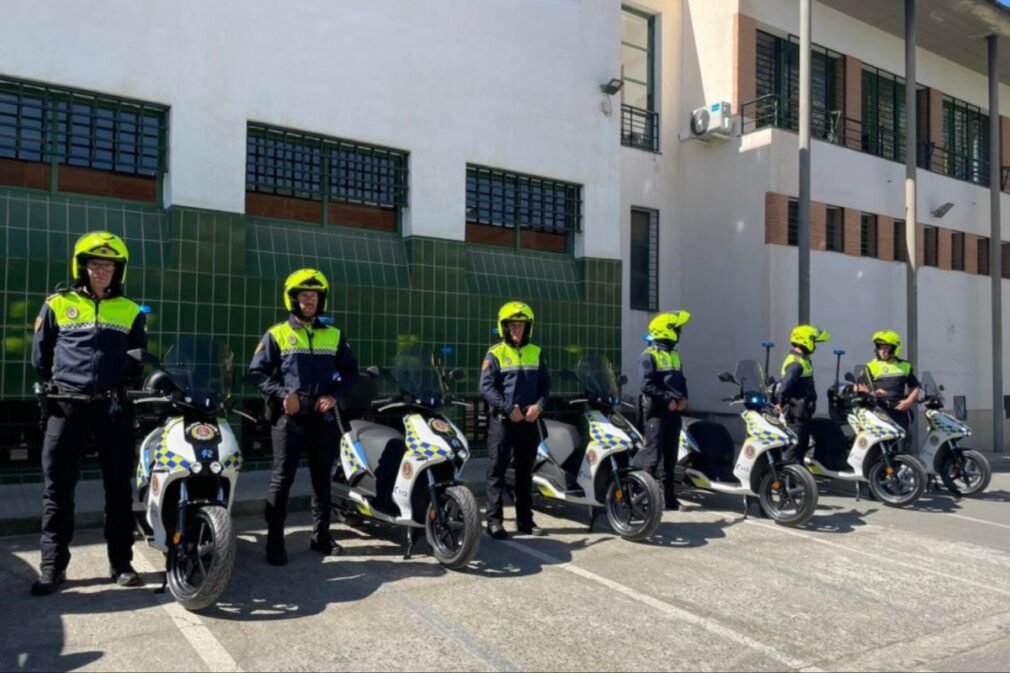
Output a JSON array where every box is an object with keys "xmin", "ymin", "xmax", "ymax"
[{"xmin": 210, "ymin": 461, "xmax": 224, "ymax": 475}]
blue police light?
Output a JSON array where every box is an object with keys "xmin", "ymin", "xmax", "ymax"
[
  {"xmin": 642, "ymin": 334, "xmax": 654, "ymax": 343},
  {"xmin": 139, "ymin": 304, "xmax": 152, "ymax": 314},
  {"xmin": 441, "ymin": 346, "xmax": 453, "ymax": 355},
  {"xmin": 746, "ymin": 393, "xmax": 768, "ymax": 408},
  {"xmin": 833, "ymin": 349, "xmax": 846, "ymax": 356}
]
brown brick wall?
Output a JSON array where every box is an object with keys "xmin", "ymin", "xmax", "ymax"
[
  {"xmin": 966, "ymin": 234, "xmax": 979, "ymax": 275},
  {"xmin": 765, "ymin": 192, "xmax": 789, "ymax": 245},
  {"xmin": 735, "ymin": 14, "xmax": 757, "ymax": 119},
  {"xmin": 59, "ymin": 165, "xmax": 157, "ymax": 202},
  {"xmin": 937, "ymin": 227, "xmax": 952, "ymax": 270},
  {"xmin": 1002, "ymin": 116, "xmax": 1010, "ymax": 193},
  {"xmin": 811, "ymin": 201, "xmax": 827, "ymax": 251},
  {"xmin": 843, "ymin": 209, "xmax": 861, "ymax": 256},
  {"xmin": 916, "ymin": 223, "xmax": 925, "ymax": 267},
  {"xmin": 878, "ymin": 215, "xmax": 894, "ymax": 261},
  {"xmin": 0, "ymin": 157, "xmax": 49, "ymax": 191}
]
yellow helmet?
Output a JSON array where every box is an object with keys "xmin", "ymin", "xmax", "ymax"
[
  {"xmin": 72, "ymin": 231, "xmax": 129, "ymax": 285},
  {"xmin": 648, "ymin": 310, "xmax": 691, "ymax": 343},
  {"xmin": 497, "ymin": 301, "xmax": 535, "ymax": 342},
  {"xmin": 872, "ymin": 330, "xmax": 902, "ymax": 356},
  {"xmin": 789, "ymin": 324, "xmax": 831, "ymax": 353},
  {"xmin": 283, "ymin": 268, "xmax": 330, "ymax": 313}
]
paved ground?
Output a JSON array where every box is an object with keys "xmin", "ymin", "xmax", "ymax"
[{"xmin": 3, "ymin": 458, "xmax": 1010, "ymax": 672}]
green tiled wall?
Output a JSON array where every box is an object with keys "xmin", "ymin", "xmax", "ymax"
[{"xmin": 1, "ymin": 187, "xmax": 621, "ymax": 461}]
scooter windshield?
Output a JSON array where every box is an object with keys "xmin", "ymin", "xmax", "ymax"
[
  {"xmin": 391, "ymin": 347, "xmax": 446, "ymax": 408},
  {"xmin": 575, "ymin": 354, "xmax": 620, "ymax": 403},
  {"xmin": 734, "ymin": 359, "xmax": 769, "ymax": 398},
  {"xmin": 920, "ymin": 371, "xmax": 944, "ymax": 405},
  {"xmin": 162, "ymin": 336, "xmax": 234, "ymax": 411}
]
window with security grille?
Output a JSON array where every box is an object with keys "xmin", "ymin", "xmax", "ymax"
[
  {"xmin": 861, "ymin": 66, "xmax": 927, "ymax": 164},
  {"xmin": 751, "ymin": 31, "xmax": 842, "ymax": 139},
  {"xmin": 630, "ymin": 208, "xmax": 658, "ymax": 311},
  {"xmin": 787, "ymin": 198, "xmax": 798, "ymax": 246},
  {"xmin": 978, "ymin": 236, "xmax": 990, "ymax": 276},
  {"xmin": 924, "ymin": 226, "xmax": 939, "ymax": 267},
  {"xmin": 0, "ymin": 76, "xmax": 166, "ymax": 201},
  {"xmin": 894, "ymin": 220, "xmax": 907, "ymax": 262},
  {"xmin": 621, "ymin": 6, "xmax": 658, "ymax": 152},
  {"xmin": 1003, "ymin": 242, "xmax": 1010, "ymax": 280},
  {"xmin": 465, "ymin": 164, "xmax": 581, "ymax": 253},
  {"xmin": 826, "ymin": 206, "xmax": 844, "ymax": 252},
  {"xmin": 245, "ymin": 123, "xmax": 407, "ymax": 231},
  {"xmin": 860, "ymin": 213, "xmax": 878, "ymax": 257},
  {"xmin": 941, "ymin": 95, "xmax": 990, "ymax": 185},
  {"xmin": 951, "ymin": 231, "xmax": 965, "ymax": 271}
]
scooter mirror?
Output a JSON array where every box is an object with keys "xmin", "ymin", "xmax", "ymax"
[
  {"xmin": 843, "ymin": 372, "xmax": 856, "ymax": 383},
  {"xmin": 717, "ymin": 371, "xmax": 736, "ymax": 383},
  {"xmin": 617, "ymin": 374, "xmax": 628, "ymax": 387},
  {"xmin": 127, "ymin": 348, "xmax": 160, "ymax": 366},
  {"xmin": 448, "ymin": 368, "xmax": 466, "ymax": 382},
  {"xmin": 365, "ymin": 365, "xmax": 383, "ymax": 378}
]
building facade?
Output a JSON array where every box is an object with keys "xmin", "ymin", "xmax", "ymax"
[
  {"xmin": 0, "ymin": 0, "xmax": 624, "ymax": 467},
  {"xmin": 620, "ymin": 0, "xmax": 1010, "ymax": 449}
]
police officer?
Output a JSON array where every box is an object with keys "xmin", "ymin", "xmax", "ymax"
[
  {"xmin": 480, "ymin": 301, "xmax": 551, "ymax": 539},
  {"xmin": 249, "ymin": 269, "xmax": 358, "ymax": 566},
  {"xmin": 862, "ymin": 330, "xmax": 921, "ymax": 440},
  {"xmin": 30, "ymin": 232, "xmax": 147, "ymax": 595},
  {"xmin": 635, "ymin": 311, "xmax": 691, "ymax": 511},
  {"xmin": 777, "ymin": 325, "xmax": 830, "ymax": 464}
]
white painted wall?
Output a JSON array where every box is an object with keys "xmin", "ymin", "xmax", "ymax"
[{"xmin": 0, "ymin": 0, "xmax": 622, "ymax": 257}]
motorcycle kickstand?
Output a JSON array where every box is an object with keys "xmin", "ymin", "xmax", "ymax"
[
  {"xmin": 855, "ymin": 482, "xmax": 861, "ymax": 501},
  {"xmin": 587, "ymin": 506, "xmax": 598, "ymax": 532},
  {"xmin": 742, "ymin": 496, "xmax": 749, "ymax": 519},
  {"xmin": 403, "ymin": 527, "xmax": 423, "ymax": 560}
]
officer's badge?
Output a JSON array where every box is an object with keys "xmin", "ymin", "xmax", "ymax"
[
  {"xmin": 66, "ymin": 307, "xmax": 79, "ymax": 320},
  {"xmin": 503, "ymin": 355, "xmax": 514, "ymax": 366},
  {"xmin": 287, "ymin": 335, "xmax": 298, "ymax": 346},
  {"xmin": 34, "ymin": 316, "xmax": 42, "ymax": 332}
]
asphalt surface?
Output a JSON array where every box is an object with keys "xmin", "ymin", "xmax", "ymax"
[{"xmin": 3, "ymin": 458, "xmax": 1010, "ymax": 672}]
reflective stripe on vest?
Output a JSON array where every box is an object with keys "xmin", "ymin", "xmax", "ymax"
[
  {"xmin": 47, "ymin": 292, "xmax": 139, "ymax": 334},
  {"xmin": 489, "ymin": 342, "xmax": 541, "ymax": 371},
  {"xmin": 268, "ymin": 321, "xmax": 341, "ymax": 356},
  {"xmin": 781, "ymin": 354, "xmax": 813, "ymax": 378},
  {"xmin": 646, "ymin": 347, "xmax": 681, "ymax": 372}
]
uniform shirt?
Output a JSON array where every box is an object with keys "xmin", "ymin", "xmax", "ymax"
[
  {"xmin": 865, "ymin": 357, "xmax": 920, "ymax": 404},
  {"xmin": 639, "ymin": 342, "xmax": 688, "ymax": 408},
  {"xmin": 248, "ymin": 315, "xmax": 359, "ymax": 400},
  {"xmin": 31, "ymin": 287, "xmax": 146, "ymax": 395},
  {"xmin": 479, "ymin": 341, "xmax": 550, "ymax": 414},
  {"xmin": 778, "ymin": 352, "xmax": 816, "ymax": 403}
]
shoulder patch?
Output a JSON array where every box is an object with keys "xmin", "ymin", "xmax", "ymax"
[
  {"xmin": 34, "ymin": 316, "xmax": 43, "ymax": 333},
  {"xmin": 254, "ymin": 341, "xmax": 265, "ymax": 355},
  {"xmin": 481, "ymin": 359, "xmax": 490, "ymax": 371}
]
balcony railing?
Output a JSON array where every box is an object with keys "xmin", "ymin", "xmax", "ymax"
[
  {"xmin": 621, "ymin": 104, "xmax": 659, "ymax": 152},
  {"xmin": 921, "ymin": 141, "xmax": 990, "ymax": 187}
]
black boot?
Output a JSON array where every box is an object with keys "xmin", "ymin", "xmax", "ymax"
[
  {"xmin": 31, "ymin": 567, "xmax": 66, "ymax": 596},
  {"xmin": 266, "ymin": 525, "xmax": 287, "ymax": 566}
]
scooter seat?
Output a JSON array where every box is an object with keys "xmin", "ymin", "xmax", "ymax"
[{"xmin": 542, "ymin": 419, "xmax": 584, "ymax": 469}]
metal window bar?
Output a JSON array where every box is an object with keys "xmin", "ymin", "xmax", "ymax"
[
  {"xmin": 923, "ymin": 226, "xmax": 939, "ymax": 267},
  {"xmin": 861, "ymin": 214, "xmax": 878, "ymax": 257},
  {"xmin": 922, "ymin": 141, "xmax": 991, "ymax": 187},
  {"xmin": 246, "ymin": 124, "xmax": 408, "ymax": 209},
  {"xmin": 0, "ymin": 76, "xmax": 167, "ymax": 176},
  {"xmin": 952, "ymin": 232, "xmax": 965, "ymax": 271},
  {"xmin": 629, "ymin": 209, "xmax": 658, "ymax": 311},
  {"xmin": 621, "ymin": 104, "xmax": 659, "ymax": 152},
  {"xmin": 465, "ymin": 165, "xmax": 582, "ymax": 234},
  {"xmin": 894, "ymin": 221, "xmax": 908, "ymax": 263},
  {"xmin": 978, "ymin": 238, "xmax": 991, "ymax": 276}
]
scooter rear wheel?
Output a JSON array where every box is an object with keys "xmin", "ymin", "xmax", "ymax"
[
  {"xmin": 425, "ymin": 485, "xmax": 480, "ymax": 570},
  {"xmin": 758, "ymin": 464, "xmax": 818, "ymax": 527},
  {"xmin": 867, "ymin": 454, "xmax": 925, "ymax": 506},
  {"xmin": 166, "ymin": 505, "xmax": 235, "ymax": 612},
  {"xmin": 939, "ymin": 448, "xmax": 991, "ymax": 497},
  {"xmin": 604, "ymin": 471, "xmax": 663, "ymax": 542}
]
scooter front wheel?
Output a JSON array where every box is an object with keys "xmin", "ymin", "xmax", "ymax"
[
  {"xmin": 939, "ymin": 448, "xmax": 991, "ymax": 497},
  {"xmin": 425, "ymin": 485, "xmax": 480, "ymax": 570},
  {"xmin": 166, "ymin": 505, "xmax": 236, "ymax": 612},
  {"xmin": 868, "ymin": 455, "xmax": 925, "ymax": 507},
  {"xmin": 759, "ymin": 464, "xmax": 818, "ymax": 527},
  {"xmin": 604, "ymin": 471, "xmax": 663, "ymax": 542}
]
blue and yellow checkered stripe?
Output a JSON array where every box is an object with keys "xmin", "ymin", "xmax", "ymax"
[
  {"xmin": 588, "ymin": 422, "xmax": 630, "ymax": 450},
  {"xmin": 223, "ymin": 451, "xmax": 244, "ymax": 471},
  {"xmin": 153, "ymin": 446, "xmax": 191, "ymax": 471},
  {"xmin": 745, "ymin": 419, "xmax": 783, "ymax": 446},
  {"xmin": 341, "ymin": 436, "xmax": 369, "ymax": 476},
  {"xmin": 405, "ymin": 424, "xmax": 452, "ymax": 459}
]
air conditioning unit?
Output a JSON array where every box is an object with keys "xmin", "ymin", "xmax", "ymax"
[{"xmin": 690, "ymin": 101, "xmax": 733, "ymax": 139}]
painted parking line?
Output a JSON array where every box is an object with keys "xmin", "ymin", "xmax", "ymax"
[
  {"xmin": 503, "ymin": 539, "xmax": 819, "ymax": 672},
  {"xmin": 132, "ymin": 550, "xmax": 243, "ymax": 673},
  {"xmin": 943, "ymin": 512, "xmax": 1010, "ymax": 531}
]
